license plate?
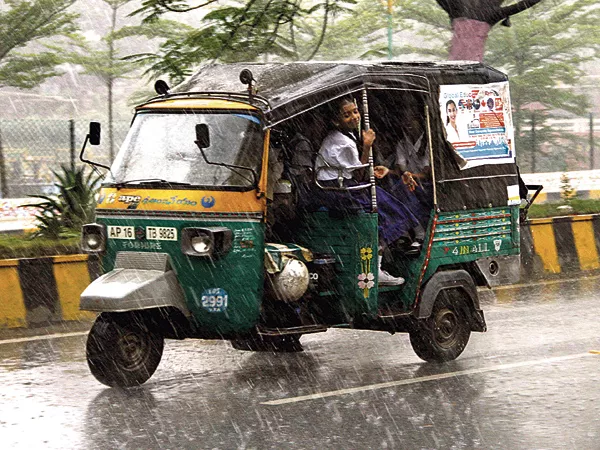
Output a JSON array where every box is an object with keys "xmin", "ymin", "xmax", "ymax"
[
  {"xmin": 107, "ymin": 225, "xmax": 134, "ymax": 240},
  {"xmin": 146, "ymin": 226, "xmax": 177, "ymax": 241}
]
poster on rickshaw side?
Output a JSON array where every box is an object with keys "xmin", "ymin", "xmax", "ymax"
[{"xmin": 439, "ymin": 81, "xmax": 515, "ymax": 168}]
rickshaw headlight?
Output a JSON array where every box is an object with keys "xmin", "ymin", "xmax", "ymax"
[
  {"xmin": 182, "ymin": 227, "xmax": 233, "ymax": 259},
  {"xmin": 81, "ymin": 223, "xmax": 106, "ymax": 253},
  {"xmin": 191, "ymin": 234, "xmax": 212, "ymax": 255}
]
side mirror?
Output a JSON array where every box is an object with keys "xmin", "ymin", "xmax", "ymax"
[
  {"xmin": 195, "ymin": 124, "xmax": 210, "ymax": 149},
  {"xmin": 80, "ymin": 121, "xmax": 110, "ymax": 171},
  {"xmin": 89, "ymin": 122, "xmax": 101, "ymax": 146}
]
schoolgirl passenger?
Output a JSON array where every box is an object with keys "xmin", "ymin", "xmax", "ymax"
[{"xmin": 315, "ymin": 96, "xmax": 421, "ymax": 285}]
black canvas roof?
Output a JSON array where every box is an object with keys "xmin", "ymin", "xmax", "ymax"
[{"xmin": 173, "ymin": 61, "xmax": 508, "ymax": 125}]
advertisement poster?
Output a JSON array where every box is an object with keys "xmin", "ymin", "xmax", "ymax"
[{"xmin": 439, "ymin": 81, "xmax": 515, "ymax": 168}]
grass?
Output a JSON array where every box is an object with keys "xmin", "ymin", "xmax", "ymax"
[
  {"xmin": 0, "ymin": 234, "xmax": 80, "ymax": 259},
  {"xmin": 527, "ymin": 198, "xmax": 600, "ymax": 219}
]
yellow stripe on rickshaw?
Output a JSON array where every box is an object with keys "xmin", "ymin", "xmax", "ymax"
[{"xmin": 96, "ymin": 188, "xmax": 264, "ymax": 213}]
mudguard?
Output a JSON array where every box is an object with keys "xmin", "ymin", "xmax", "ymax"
[
  {"xmin": 416, "ymin": 269, "xmax": 486, "ymax": 332},
  {"xmin": 80, "ymin": 269, "xmax": 190, "ymax": 315}
]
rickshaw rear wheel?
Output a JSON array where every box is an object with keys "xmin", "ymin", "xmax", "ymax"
[
  {"xmin": 86, "ymin": 312, "xmax": 164, "ymax": 387},
  {"xmin": 230, "ymin": 333, "xmax": 303, "ymax": 352},
  {"xmin": 409, "ymin": 290, "xmax": 471, "ymax": 362}
]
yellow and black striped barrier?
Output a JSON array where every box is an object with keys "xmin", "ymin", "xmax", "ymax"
[
  {"xmin": 522, "ymin": 214, "xmax": 600, "ymax": 277},
  {"xmin": 0, "ymin": 254, "xmax": 100, "ymax": 329}
]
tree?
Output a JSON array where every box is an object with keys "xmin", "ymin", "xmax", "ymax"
[
  {"xmin": 393, "ymin": 0, "xmax": 600, "ymax": 171},
  {"xmin": 130, "ymin": 0, "xmax": 356, "ymax": 84},
  {"xmin": 65, "ymin": 0, "xmax": 134, "ymax": 161},
  {"xmin": 65, "ymin": 0, "xmax": 184, "ymax": 160},
  {"xmin": 127, "ymin": 0, "xmax": 599, "ymax": 174},
  {"xmin": 0, "ymin": 0, "xmax": 78, "ymax": 88},
  {"xmin": 434, "ymin": 0, "xmax": 543, "ymax": 61},
  {"xmin": 485, "ymin": 0, "xmax": 600, "ymax": 170}
]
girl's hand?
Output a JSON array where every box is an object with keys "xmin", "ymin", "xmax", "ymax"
[
  {"xmin": 374, "ymin": 166, "xmax": 389, "ymax": 179},
  {"xmin": 362, "ymin": 129, "xmax": 376, "ymax": 147},
  {"xmin": 402, "ymin": 171, "xmax": 417, "ymax": 192}
]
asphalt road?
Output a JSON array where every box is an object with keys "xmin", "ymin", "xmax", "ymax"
[{"xmin": 1, "ymin": 276, "xmax": 599, "ymax": 449}]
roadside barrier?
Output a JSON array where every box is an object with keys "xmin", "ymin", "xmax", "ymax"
[
  {"xmin": 0, "ymin": 254, "xmax": 100, "ymax": 328},
  {"xmin": 1, "ymin": 214, "xmax": 599, "ymax": 329},
  {"xmin": 521, "ymin": 214, "xmax": 600, "ymax": 277}
]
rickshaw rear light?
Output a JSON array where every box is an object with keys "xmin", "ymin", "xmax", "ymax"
[
  {"xmin": 182, "ymin": 227, "xmax": 233, "ymax": 259},
  {"xmin": 81, "ymin": 223, "xmax": 106, "ymax": 253}
]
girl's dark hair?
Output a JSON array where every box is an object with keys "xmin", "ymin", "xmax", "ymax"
[
  {"xmin": 445, "ymin": 99, "xmax": 456, "ymax": 125},
  {"xmin": 329, "ymin": 95, "xmax": 356, "ymax": 122}
]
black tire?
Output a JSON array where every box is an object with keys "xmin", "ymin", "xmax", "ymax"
[
  {"xmin": 409, "ymin": 290, "xmax": 471, "ymax": 362},
  {"xmin": 86, "ymin": 312, "xmax": 164, "ymax": 387},
  {"xmin": 230, "ymin": 334, "xmax": 303, "ymax": 352}
]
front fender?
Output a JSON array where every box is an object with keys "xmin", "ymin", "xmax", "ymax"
[{"xmin": 80, "ymin": 269, "xmax": 190, "ymax": 315}]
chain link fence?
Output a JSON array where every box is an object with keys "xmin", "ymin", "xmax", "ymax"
[{"xmin": 0, "ymin": 119, "xmax": 130, "ymax": 198}]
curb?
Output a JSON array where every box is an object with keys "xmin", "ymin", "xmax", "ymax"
[{"xmin": 0, "ymin": 254, "xmax": 101, "ymax": 329}]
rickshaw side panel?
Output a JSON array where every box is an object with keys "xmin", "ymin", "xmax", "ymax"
[
  {"xmin": 296, "ymin": 211, "xmax": 379, "ymax": 321},
  {"xmin": 423, "ymin": 205, "xmax": 520, "ymax": 285}
]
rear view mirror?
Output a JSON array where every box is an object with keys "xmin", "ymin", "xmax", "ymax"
[
  {"xmin": 89, "ymin": 122, "xmax": 101, "ymax": 146},
  {"xmin": 195, "ymin": 124, "xmax": 210, "ymax": 149}
]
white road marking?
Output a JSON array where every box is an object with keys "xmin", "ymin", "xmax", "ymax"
[
  {"xmin": 262, "ymin": 352, "xmax": 595, "ymax": 406},
  {"xmin": 0, "ymin": 331, "xmax": 88, "ymax": 345}
]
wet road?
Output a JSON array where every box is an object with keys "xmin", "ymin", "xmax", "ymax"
[{"xmin": 1, "ymin": 276, "xmax": 600, "ymax": 449}]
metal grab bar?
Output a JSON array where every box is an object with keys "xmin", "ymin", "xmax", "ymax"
[
  {"xmin": 520, "ymin": 184, "xmax": 543, "ymax": 221},
  {"xmin": 314, "ymin": 164, "xmax": 372, "ymax": 191}
]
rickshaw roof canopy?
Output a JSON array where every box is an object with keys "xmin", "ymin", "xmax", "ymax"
[{"xmin": 173, "ymin": 61, "xmax": 508, "ymax": 125}]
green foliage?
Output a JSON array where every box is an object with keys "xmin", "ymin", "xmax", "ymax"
[
  {"xmin": 527, "ymin": 198, "xmax": 600, "ymax": 219},
  {"xmin": 64, "ymin": 1, "xmax": 182, "ymax": 86},
  {"xmin": 129, "ymin": 0, "xmax": 357, "ymax": 84},
  {"xmin": 559, "ymin": 173, "xmax": 577, "ymax": 202},
  {"xmin": 0, "ymin": 234, "xmax": 80, "ymax": 259},
  {"xmin": 0, "ymin": 0, "xmax": 78, "ymax": 88},
  {"xmin": 484, "ymin": 1, "xmax": 600, "ymax": 171},
  {"xmin": 25, "ymin": 165, "xmax": 102, "ymax": 239},
  {"xmin": 120, "ymin": 0, "xmax": 600, "ymax": 177},
  {"xmin": 377, "ymin": 0, "xmax": 600, "ymax": 173}
]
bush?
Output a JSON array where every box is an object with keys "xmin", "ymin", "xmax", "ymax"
[
  {"xmin": 24, "ymin": 165, "xmax": 102, "ymax": 239},
  {"xmin": 0, "ymin": 234, "xmax": 80, "ymax": 259}
]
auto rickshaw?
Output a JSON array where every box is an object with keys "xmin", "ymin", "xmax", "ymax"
[{"xmin": 79, "ymin": 61, "xmax": 534, "ymax": 387}]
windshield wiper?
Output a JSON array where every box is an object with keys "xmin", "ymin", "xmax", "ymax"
[{"xmin": 114, "ymin": 179, "xmax": 191, "ymax": 188}]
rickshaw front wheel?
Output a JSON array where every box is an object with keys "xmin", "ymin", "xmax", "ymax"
[
  {"xmin": 409, "ymin": 290, "xmax": 471, "ymax": 362},
  {"xmin": 86, "ymin": 312, "xmax": 164, "ymax": 387}
]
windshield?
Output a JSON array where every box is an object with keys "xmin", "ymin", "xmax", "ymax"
[{"xmin": 105, "ymin": 111, "xmax": 264, "ymax": 188}]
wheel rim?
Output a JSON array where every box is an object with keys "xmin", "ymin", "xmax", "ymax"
[
  {"xmin": 433, "ymin": 307, "xmax": 460, "ymax": 349},
  {"xmin": 117, "ymin": 331, "xmax": 151, "ymax": 372}
]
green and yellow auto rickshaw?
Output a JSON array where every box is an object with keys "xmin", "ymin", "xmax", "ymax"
[{"xmin": 79, "ymin": 61, "xmax": 531, "ymax": 387}]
